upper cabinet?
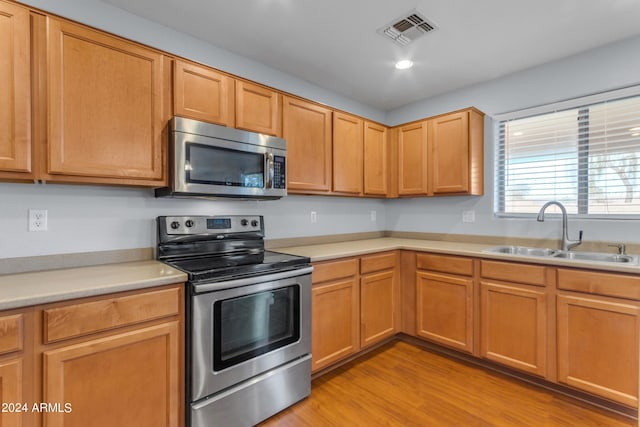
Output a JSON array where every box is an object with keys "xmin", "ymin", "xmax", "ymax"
[
  {"xmin": 397, "ymin": 121, "xmax": 429, "ymax": 196},
  {"xmin": 429, "ymin": 108, "xmax": 484, "ymax": 196},
  {"xmin": 0, "ymin": 1, "xmax": 32, "ymax": 181},
  {"xmin": 235, "ymin": 80, "xmax": 282, "ymax": 136},
  {"xmin": 283, "ymin": 96, "xmax": 333, "ymax": 193},
  {"xmin": 333, "ymin": 112, "xmax": 363, "ymax": 195},
  {"xmin": 44, "ymin": 17, "xmax": 170, "ymax": 186},
  {"xmin": 174, "ymin": 59, "xmax": 235, "ymax": 127},
  {"xmin": 363, "ymin": 121, "xmax": 390, "ymax": 196}
]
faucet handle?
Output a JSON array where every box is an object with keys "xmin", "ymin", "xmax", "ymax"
[{"xmin": 608, "ymin": 243, "xmax": 626, "ymax": 255}]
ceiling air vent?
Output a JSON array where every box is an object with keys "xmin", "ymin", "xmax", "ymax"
[{"xmin": 377, "ymin": 10, "xmax": 437, "ymax": 47}]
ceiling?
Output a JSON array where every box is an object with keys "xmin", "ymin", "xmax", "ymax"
[{"xmin": 100, "ymin": 0, "xmax": 640, "ymax": 111}]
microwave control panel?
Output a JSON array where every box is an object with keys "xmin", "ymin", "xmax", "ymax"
[{"xmin": 273, "ymin": 156, "xmax": 286, "ymax": 189}]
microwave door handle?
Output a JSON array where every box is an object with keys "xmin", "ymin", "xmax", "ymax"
[{"xmin": 265, "ymin": 152, "xmax": 274, "ymax": 189}]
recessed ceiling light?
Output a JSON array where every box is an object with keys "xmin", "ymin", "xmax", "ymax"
[{"xmin": 395, "ymin": 60, "xmax": 413, "ymax": 70}]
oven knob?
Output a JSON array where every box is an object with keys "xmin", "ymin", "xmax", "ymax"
[
  {"xmin": 170, "ymin": 221, "xmax": 180, "ymax": 230},
  {"xmin": 241, "ymin": 219, "xmax": 249, "ymax": 226},
  {"xmin": 251, "ymin": 220, "xmax": 259, "ymax": 227},
  {"xmin": 185, "ymin": 220, "xmax": 194, "ymax": 228}
]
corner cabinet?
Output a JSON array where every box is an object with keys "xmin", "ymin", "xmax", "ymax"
[
  {"xmin": 0, "ymin": 0, "xmax": 32, "ymax": 181},
  {"xmin": 43, "ymin": 17, "xmax": 171, "ymax": 186},
  {"xmin": 283, "ymin": 96, "xmax": 333, "ymax": 194},
  {"xmin": 363, "ymin": 121, "xmax": 390, "ymax": 196},
  {"xmin": 396, "ymin": 121, "xmax": 429, "ymax": 196}
]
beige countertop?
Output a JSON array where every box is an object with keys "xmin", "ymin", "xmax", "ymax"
[
  {"xmin": 0, "ymin": 260, "xmax": 187, "ymax": 311},
  {"xmin": 276, "ymin": 237, "xmax": 640, "ymax": 274}
]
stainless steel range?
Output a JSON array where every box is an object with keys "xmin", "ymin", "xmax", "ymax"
[{"xmin": 157, "ymin": 215, "xmax": 312, "ymax": 427}]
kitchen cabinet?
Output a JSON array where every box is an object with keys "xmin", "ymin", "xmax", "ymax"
[
  {"xmin": 0, "ymin": 0, "xmax": 32, "ymax": 181},
  {"xmin": 557, "ymin": 268, "xmax": 640, "ymax": 408},
  {"xmin": 396, "ymin": 121, "xmax": 429, "ymax": 196},
  {"xmin": 332, "ymin": 112, "xmax": 363, "ymax": 195},
  {"xmin": 283, "ymin": 96, "xmax": 333, "ymax": 193},
  {"xmin": 43, "ymin": 17, "xmax": 170, "ymax": 186},
  {"xmin": 174, "ymin": 59, "xmax": 235, "ymax": 127},
  {"xmin": 311, "ymin": 258, "xmax": 360, "ymax": 372},
  {"xmin": 480, "ymin": 260, "xmax": 550, "ymax": 377},
  {"xmin": 0, "ymin": 311, "xmax": 32, "ymax": 427},
  {"xmin": 363, "ymin": 121, "xmax": 390, "ymax": 196},
  {"xmin": 360, "ymin": 252, "xmax": 399, "ymax": 348},
  {"xmin": 428, "ymin": 108, "xmax": 484, "ymax": 195},
  {"xmin": 235, "ymin": 80, "xmax": 281, "ymax": 136},
  {"xmin": 415, "ymin": 253, "xmax": 474, "ymax": 353}
]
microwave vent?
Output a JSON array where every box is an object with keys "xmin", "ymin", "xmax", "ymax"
[{"xmin": 377, "ymin": 10, "xmax": 438, "ymax": 47}]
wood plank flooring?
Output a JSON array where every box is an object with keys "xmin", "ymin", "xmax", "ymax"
[{"xmin": 259, "ymin": 340, "xmax": 635, "ymax": 426}]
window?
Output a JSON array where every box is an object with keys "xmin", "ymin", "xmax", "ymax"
[{"xmin": 495, "ymin": 87, "xmax": 640, "ymax": 217}]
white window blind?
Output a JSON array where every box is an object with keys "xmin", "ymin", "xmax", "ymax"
[{"xmin": 495, "ymin": 88, "xmax": 640, "ymax": 217}]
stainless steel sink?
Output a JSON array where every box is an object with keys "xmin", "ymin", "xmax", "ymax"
[
  {"xmin": 483, "ymin": 245, "xmax": 558, "ymax": 257},
  {"xmin": 551, "ymin": 251, "xmax": 638, "ymax": 264},
  {"xmin": 484, "ymin": 245, "xmax": 638, "ymax": 264}
]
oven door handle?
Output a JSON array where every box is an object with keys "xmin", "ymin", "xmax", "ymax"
[{"xmin": 192, "ymin": 266, "xmax": 314, "ymax": 293}]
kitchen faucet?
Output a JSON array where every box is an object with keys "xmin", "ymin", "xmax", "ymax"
[{"xmin": 536, "ymin": 201, "xmax": 583, "ymax": 251}]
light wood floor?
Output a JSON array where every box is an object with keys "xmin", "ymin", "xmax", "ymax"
[{"xmin": 260, "ymin": 340, "xmax": 635, "ymax": 426}]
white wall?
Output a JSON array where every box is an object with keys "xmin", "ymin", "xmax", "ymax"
[
  {"xmin": 0, "ymin": 183, "xmax": 385, "ymax": 258},
  {"xmin": 386, "ymin": 35, "xmax": 640, "ymax": 244}
]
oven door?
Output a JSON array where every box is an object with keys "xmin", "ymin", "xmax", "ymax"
[{"xmin": 190, "ymin": 268, "xmax": 311, "ymax": 401}]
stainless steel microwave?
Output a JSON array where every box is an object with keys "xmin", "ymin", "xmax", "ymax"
[{"xmin": 156, "ymin": 117, "xmax": 287, "ymax": 199}]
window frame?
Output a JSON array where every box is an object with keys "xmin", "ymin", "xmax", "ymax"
[{"xmin": 493, "ymin": 85, "xmax": 640, "ymax": 220}]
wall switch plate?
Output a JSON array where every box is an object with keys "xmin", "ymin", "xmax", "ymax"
[
  {"xmin": 310, "ymin": 211, "xmax": 317, "ymax": 224},
  {"xmin": 370, "ymin": 210, "xmax": 377, "ymax": 222},
  {"xmin": 462, "ymin": 210, "xmax": 475, "ymax": 223},
  {"xmin": 29, "ymin": 209, "xmax": 48, "ymax": 231}
]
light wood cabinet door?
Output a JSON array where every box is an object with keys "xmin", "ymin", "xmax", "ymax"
[
  {"xmin": 416, "ymin": 271, "xmax": 474, "ymax": 353},
  {"xmin": 283, "ymin": 96, "xmax": 332, "ymax": 193},
  {"xmin": 311, "ymin": 259, "xmax": 359, "ymax": 372},
  {"xmin": 360, "ymin": 269, "xmax": 397, "ymax": 348},
  {"xmin": 480, "ymin": 282, "xmax": 548, "ymax": 377},
  {"xmin": 235, "ymin": 80, "xmax": 281, "ymax": 136},
  {"xmin": 363, "ymin": 121, "xmax": 389, "ymax": 196},
  {"xmin": 174, "ymin": 59, "xmax": 235, "ymax": 127},
  {"xmin": 46, "ymin": 18, "xmax": 168, "ymax": 185},
  {"xmin": 397, "ymin": 121, "xmax": 428, "ymax": 195},
  {"xmin": 557, "ymin": 293, "xmax": 639, "ymax": 408},
  {"xmin": 333, "ymin": 112, "xmax": 363, "ymax": 195},
  {"xmin": 43, "ymin": 321, "xmax": 181, "ymax": 427},
  {"xmin": 0, "ymin": 358, "xmax": 24, "ymax": 427},
  {"xmin": 0, "ymin": 1, "xmax": 31, "ymax": 180},
  {"xmin": 429, "ymin": 108, "xmax": 484, "ymax": 195}
]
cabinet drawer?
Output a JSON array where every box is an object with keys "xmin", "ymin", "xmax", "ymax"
[
  {"xmin": 360, "ymin": 252, "xmax": 396, "ymax": 274},
  {"xmin": 481, "ymin": 260, "xmax": 546, "ymax": 287},
  {"xmin": 0, "ymin": 314, "xmax": 23, "ymax": 355},
  {"xmin": 312, "ymin": 258, "xmax": 358, "ymax": 283},
  {"xmin": 44, "ymin": 287, "xmax": 181, "ymax": 343},
  {"xmin": 557, "ymin": 268, "xmax": 640, "ymax": 300},
  {"xmin": 416, "ymin": 253, "xmax": 473, "ymax": 276}
]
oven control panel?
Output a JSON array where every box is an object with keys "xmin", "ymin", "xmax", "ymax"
[{"xmin": 161, "ymin": 215, "xmax": 263, "ymax": 235}]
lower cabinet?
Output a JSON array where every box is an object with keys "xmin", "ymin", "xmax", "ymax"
[
  {"xmin": 311, "ymin": 258, "xmax": 360, "ymax": 372},
  {"xmin": 415, "ymin": 253, "xmax": 474, "ymax": 353},
  {"xmin": 556, "ymin": 268, "xmax": 640, "ymax": 408},
  {"xmin": 0, "ymin": 310, "xmax": 31, "ymax": 427},
  {"xmin": 0, "ymin": 284, "xmax": 184, "ymax": 427},
  {"xmin": 311, "ymin": 252, "xmax": 399, "ymax": 372},
  {"xmin": 479, "ymin": 260, "xmax": 549, "ymax": 377}
]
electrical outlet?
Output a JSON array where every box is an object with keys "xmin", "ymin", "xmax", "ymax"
[
  {"xmin": 370, "ymin": 210, "xmax": 377, "ymax": 222},
  {"xmin": 310, "ymin": 211, "xmax": 317, "ymax": 224},
  {"xmin": 462, "ymin": 210, "xmax": 475, "ymax": 223},
  {"xmin": 29, "ymin": 209, "xmax": 48, "ymax": 231}
]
